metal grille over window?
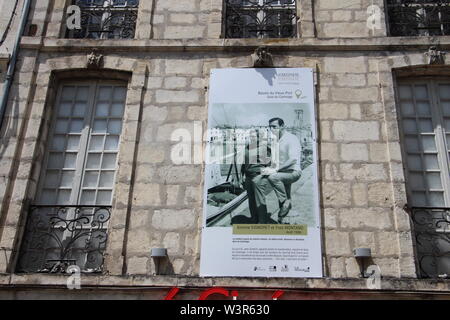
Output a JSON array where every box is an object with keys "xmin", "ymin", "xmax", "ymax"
[
  {"xmin": 411, "ymin": 207, "xmax": 450, "ymax": 278},
  {"xmin": 67, "ymin": 0, "xmax": 139, "ymax": 39},
  {"xmin": 17, "ymin": 82, "xmax": 127, "ymax": 273},
  {"xmin": 398, "ymin": 80, "xmax": 450, "ymax": 278},
  {"xmin": 224, "ymin": 0, "xmax": 297, "ymax": 38},
  {"xmin": 387, "ymin": 0, "xmax": 450, "ymax": 36}
]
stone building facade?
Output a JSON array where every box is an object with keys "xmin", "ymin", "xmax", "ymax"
[
  {"xmin": 0, "ymin": 0, "xmax": 25, "ymax": 99},
  {"xmin": 0, "ymin": 0, "xmax": 449, "ymax": 299}
]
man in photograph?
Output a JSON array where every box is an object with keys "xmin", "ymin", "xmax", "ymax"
[
  {"xmin": 241, "ymin": 129, "xmax": 272, "ymax": 224},
  {"xmin": 261, "ymin": 117, "xmax": 302, "ymax": 221}
]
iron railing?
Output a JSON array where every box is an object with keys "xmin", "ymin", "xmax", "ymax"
[
  {"xmin": 224, "ymin": 0, "xmax": 297, "ymax": 38},
  {"xmin": 410, "ymin": 206, "xmax": 450, "ymax": 278},
  {"xmin": 386, "ymin": 0, "xmax": 450, "ymax": 36},
  {"xmin": 17, "ymin": 205, "xmax": 111, "ymax": 273},
  {"xmin": 67, "ymin": 0, "xmax": 139, "ymax": 39}
]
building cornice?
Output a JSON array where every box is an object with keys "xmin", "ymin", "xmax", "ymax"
[
  {"xmin": 19, "ymin": 36, "xmax": 450, "ymax": 53},
  {"xmin": 1, "ymin": 274, "xmax": 449, "ymax": 294}
]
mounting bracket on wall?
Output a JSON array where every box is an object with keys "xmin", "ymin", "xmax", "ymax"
[
  {"xmin": 252, "ymin": 46, "xmax": 274, "ymax": 68},
  {"xmin": 87, "ymin": 51, "xmax": 104, "ymax": 69},
  {"xmin": 0, "ymin": 54, "xmax": 10, "ymax": 76},
  {"xmin": 425, "ymin": 46, "xmax": 446, "ymax": 65}
]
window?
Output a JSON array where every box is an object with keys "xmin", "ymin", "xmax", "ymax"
[
  {"xmin": 224, "ymin": 0, "xmax": 297, "ymax": 38},
  {"xmin": 386, "ymin": 0, "xmax": 450, "ymax": 36},
  {"xmin": 17, "ymin": 81, "xmax": 127, "ymax": 273},
  {"xmin": 397, "ymin": 79, "xmax": 450, "ymax": 278},
  {"xmin": 67, "ymin": 0, "xmax": 139, "ymax": 39},
  {"xmin": 398, "ymin": 80, "xmax": 450, "ymax": 207}
]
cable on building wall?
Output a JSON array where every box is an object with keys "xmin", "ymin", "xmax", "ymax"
[{"xmin": 0, "ymin": 0, "xmax": 20, "ymax": 48}]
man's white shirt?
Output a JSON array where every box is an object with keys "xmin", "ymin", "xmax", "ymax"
[{"xmin": 277, "ymin": 131, "xmax": 302, "ymax": 171}]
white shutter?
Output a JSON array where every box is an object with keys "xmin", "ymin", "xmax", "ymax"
[
  {"xmin": 398, "ymin": 80, "xmax": 450, "ymax": 207},
  {"xmin": 37, "ymin": 81, "xmax": 126, "ymax": 207}
]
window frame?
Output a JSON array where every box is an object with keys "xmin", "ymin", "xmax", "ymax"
[
  {"xmin": 396, "ymin": 77, "xmax": 450, "ymax": 208},
  {"xmin": 66, "ymin": 0, "xmax": 140, "ymax": 39},
  {"xmin": 35, "ymin": 79, "xmax": 126, "ymax": 208},
  {"xmin": 386, "ymin": 0, "xmax": 450, "ymax": 36},
  {"xmin": 223, "ymin": 0, "xmax": 298, "ymax": 39},
  {"xmin": 16, "ymin": 79, "xmax": 128, "ymax": 274}
]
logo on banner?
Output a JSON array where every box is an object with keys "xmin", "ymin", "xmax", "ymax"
[{"xmin": 294, "ymin": 266, "xmax": 311, "ymax": 273}]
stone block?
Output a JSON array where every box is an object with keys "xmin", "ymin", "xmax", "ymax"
[
  {"xmin": 339, "ymin": 208, "xmax": 393, "ymax": 230},
  {"xmin": 165, "ymin": 60, "xmax": 201, "ymax": 75},
  {"xmin": 324, "ymin": 208, "xmax": 338, "ymax": 229},
  {"xmin": 368, "ymin": 183, "xmax": 392, "ymax": 207},
  {"xmin": 152, "ymin": 209, "xmax": 196, "ymax": 230},
  {"xmin": 133, "ymin": 183, "xmax": 161, "ymax": 207},
  {"xmin": 155, "ymin": 90, "xmax": 200, "ymax": 104},
  {"xmin": 164, "ymin": 77, "xmax": 188, "ymax": 89},
  {"xmin": 187, "ymin": 106, "xmax": 207, "ymax": 120},
  {"xmin": 335, "ymin": 74, "xmax": 367, "ymax": 87},
  {"xmin": 324, "ymin": 57, "xmax": 367, "ymax": 74},
  {"xmin": 352, "ymin": 183, "xmax": 368, "ymax": 207},
  {"xmin": 318, "ymin": 0, "xmax": 362, "ymax": 10},
  {"xmin": 166, "ymin": 185, "xmax": 181, "ymax": 206},
  {"xmin": 329, "ymin": 257, "xmax": 346, "ymax": 278},
  {"xmin": 340, "ymin": 163, "xmax": 387, "ymax": 181},
  {"xmin": 163, "ymin": 232, "xmax": 181, "ymax": 254},
  {"xmin": 324, "ymin": 163, "xmax": 341, "ymax": 181},
  {"xmin": 341, "ymin": 143, "xmax": 369, "ymax": 161},
  {"xmin": 157, "ymin": 0, "xmax": 197, "ymax": 11},
  {"xmin": 322, "ymin": 22, "xmax": 369, "ymax": 38},
  {"xmin": 378, "ymin": 232, "xmax": 399, "ymax": 256},
  {"xmin": 323, "ymin": 182, "xmax": 352, "ymax": 206},
  {"xmin": 345, "ymin": 257, "xmax": 361, "ymax": 278},
  {"xmin": 319, "ymin": 103, "xmax": 349, "ymax": 119},
  {"xmin": 127, "ymin": 256, "xmax": 149, "ymax": 275},
  {"xmin": 352, "ymin": 231, "xmax": 375, "ymax": 252},
  {"xmin": 158, "ymin": 166, "xmax": 202, "ymax": 184},
  {"xmin": 320, "ymin": 143, "xmax": 339, "ymax": 161},
  {"xmin": 331, "ymin": 87, "xmax": 379, "ymax": 103},
  {"xmin": 333, "ymin": 121, "xmax": 380, "ymax": 141},
  {"xmin": 369, "ymin": 143, "xmax": 388, "ymax": 162},
  {"xmin": 170, "ymin": 14, "xmax": 197, "ymax": 24},
  {"xmin": 325, "ymin": 230, "xmax": 351, "ymax": 256}
]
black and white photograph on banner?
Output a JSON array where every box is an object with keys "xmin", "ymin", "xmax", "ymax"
[
  {"xmin": 200, "ymin": 68, "xmax": 322, "ymax": 278},
  {"xmin": 205, "ymin": 102, "xmax": 316, "ymax": 228}
]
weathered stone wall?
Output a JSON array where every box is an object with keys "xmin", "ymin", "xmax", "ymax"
[
  {"xmin": 0, "ymin": 0, "xmax": 25, "ymax": 102},
  {"xmin": 152, "ymin": 0, "xmax": 212, "ymax": 39},
  {"xmin": 0, "ymin": 0, "xmax": 21, "ymax": 49},
  {"xmin": 0, "ymin": 48, "xmax": 424, "ymax": 280},
  {"xmin": 0, "ymin": 0, "xmax": 445, "ymax": 288},
  {"xmin": 315, "ymin": 0, "xmax": 387, "ymax": 38}
]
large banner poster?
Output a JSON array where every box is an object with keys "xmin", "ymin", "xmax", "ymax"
[{"xmin": 200, "ymin": 68, "xmax": 322, "ymax": 278}]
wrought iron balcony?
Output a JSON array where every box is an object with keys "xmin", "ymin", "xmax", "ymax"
[
  {"xmin": 224, "ymin": 0, "xmax": 297, "ymax": 39},
  {"xmin": 67, "ymin": 0, "xmax": 139, "ymax": 39},
  {"xmin": 17, "ymin": 205, "xmax": 111, "ymax": 274},
  {"xmin": 386, "ymin": 0, "xmax": 450, "ymax": 36},
  {"xmin": 410, "ymin": 206, "xmax": 450, "ymax": 278}
]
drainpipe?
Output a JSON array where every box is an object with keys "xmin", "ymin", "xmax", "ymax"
[{"xmin": 0, "ymin": 0, "xmax": 32, "ymax": 134}]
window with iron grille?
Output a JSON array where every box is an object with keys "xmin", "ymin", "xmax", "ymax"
[
  {"xmin": 397, "ymin": 79, "xmax": 450, "ymax": 278},
  {"xmin": 67, "ymin": 0, "xmax": 139, "ymax": 39},
  {"xmin": 224, "ymin": 0, "xmax": 297, "ymax": 38},
  {"xmin": 17, "ymin": 81, "xmax": 127, "ymax": 273},
  {"xmin": 386, "ymin": 0, "xmax": 450, "ymax": 36}
]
